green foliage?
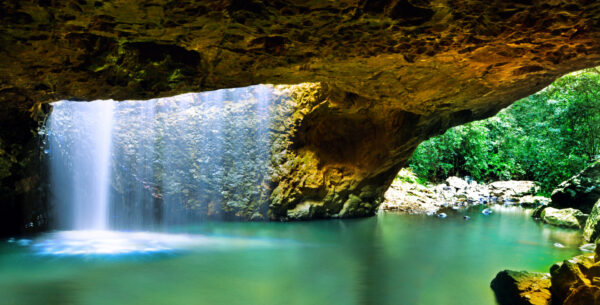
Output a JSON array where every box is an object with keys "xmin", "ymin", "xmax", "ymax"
[{"xmin": 409, "ymin": 68, "xmax": 600, "ymax": 193}]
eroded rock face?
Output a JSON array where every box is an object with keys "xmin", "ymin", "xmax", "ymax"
[{"xmin": 2, "ymin": 1, "xmax": 600, "ymax": 229}]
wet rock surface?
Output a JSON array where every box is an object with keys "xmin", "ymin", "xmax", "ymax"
[
  {"xmin": 491, "ymin": 270, "xmax": 551, "ymax": 305},
  {"xmin": 493, "ymin": 253, "xmax": 600, "ymax": 305},
  {"xmin": 550, "ymin": 254, "xmax": 599, "ymax": 304}
]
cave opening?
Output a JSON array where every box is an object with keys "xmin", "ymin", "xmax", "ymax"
[{"xmin": 2, "ymin": 0, "xmax": 600, "ymax": 303}]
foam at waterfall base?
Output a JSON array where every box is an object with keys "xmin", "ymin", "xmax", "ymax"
[{"xmin": 30, "ymin": 230, "xmax": 275, "ymax": 256}]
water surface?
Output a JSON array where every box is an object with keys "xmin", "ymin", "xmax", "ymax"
[{"xmin": 0, "ymin": 206, "xmax": 584, "ymax": 305}]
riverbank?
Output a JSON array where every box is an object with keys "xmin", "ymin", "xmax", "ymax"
[
  {"xmin": 380, "ymin": 169, "xmax": 548, "ymax": 215},
  {"xmin": 380, "ymin": 168, "xmax": 600, "ymax": 304}
]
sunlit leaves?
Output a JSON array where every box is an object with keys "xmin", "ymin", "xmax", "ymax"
[{"xmin": 409, "ymin": 68, "xmax": 600, "ymax": 193}]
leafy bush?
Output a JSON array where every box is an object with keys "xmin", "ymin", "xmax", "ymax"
[{"xmin": 409, "ymin": 68, "xmax": 600, "ymax": 193}]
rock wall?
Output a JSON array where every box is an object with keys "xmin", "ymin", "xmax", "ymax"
[{"xmin": 2, "ymin": 1, "xmax": 600, "ymax": 228}]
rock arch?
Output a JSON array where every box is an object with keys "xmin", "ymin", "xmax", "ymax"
[{"xmin": 1, "ymin": 0, "xmax": 600, "ymax": 231}]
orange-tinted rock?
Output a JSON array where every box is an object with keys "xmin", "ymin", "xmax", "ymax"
[
  {"xmin": 563, "ymin": 285, "xmax": 600, "ymax": 305},
  {"xmin": 550, "ymin": 255, "xmax": 595, "ymax": 304},
  {"xmin": 491, "ymin": 270, "xmax": 551, "ymax": 305}
]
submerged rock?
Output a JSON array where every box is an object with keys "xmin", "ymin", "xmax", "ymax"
[
  {"xmin": 482, "ymin": 208, "xmax": 493, "ymax": 215},
  {"xmin": 551, "ymin": 160, "xmax": 600, "ymax": 213},
  {"xmin": 541, "ymin": 207, "xmax": 586, "ymax": 229},
  {"xmin": 490, "ymin": 270, "xmax": 551, "ymax": 305},
  {"xmin": 437, "ymin": 213, "xmax": 447, "ymax": 219}
]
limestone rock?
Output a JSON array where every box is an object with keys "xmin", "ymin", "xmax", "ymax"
[
  {"xmin": 490, "ymin": 270, "xmax": 551, "ymax": 305},
  {"xmin": 489, "ymin": 181, "xmax": 537, "ymax": 198},
  {"xmin": 584, "ymin": 199, "xmax": 600, "ymax": 243},
  {"xmin": 446, "ymin": 176, "xmax": 469, "ymax": 190},
  {"xmin": 541, "ymin": 207, "xmax": 586, "ymax": 229},
  {"xmin": 551, "ymin": 160, "xmax": 600, "ymax": 213}
]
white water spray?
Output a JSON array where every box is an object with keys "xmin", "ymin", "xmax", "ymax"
[
  {"xmin": 44, "ymin": 85, "xmax": 274, "ymax": 232},
  {"xmin": 47, "ymin": 100, "xmax": 114, "ymax": 230}
]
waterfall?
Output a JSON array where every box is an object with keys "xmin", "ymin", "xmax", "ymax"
[
  {"xmin": 46, "ymin": 100, "xmax": 115, "ymax": 230},
  {"xmin": 44, "ymin": 85, "xmax": 277, "ymax": 231}
]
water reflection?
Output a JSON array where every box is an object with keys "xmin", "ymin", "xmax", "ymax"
[
  {"xmin": 30, "ymin": 231, "xmax": 276, "ymax": 256},
  {"xmin": 0, "ymin": 207, "xmax": 585, "ymax": 305}
]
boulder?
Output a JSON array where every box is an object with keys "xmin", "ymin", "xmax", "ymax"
[
  {"xmin": 551, "ymin": 160, "xmax": 600, "ymax": 213},
  {"xmin": 490, "ymin": 270, "xmax": 551, "ymax": 305},
  {"xmin": 489, "ymin": 181, "xmax": 537, "ymax": 198},
  {"xmin": 584, "ymin": 199, "xmax": 600, "ymax": 243},
  {"xmin": 446, "ymin": 176, "xmax": 469, "ymax": 190},
  {"xmin": 550, "ymin": 256, "xmax": 594, "ymax": 304},
  {"xmin": 541, "ymin": 207, "xmax": 587, "ymax": 229}
]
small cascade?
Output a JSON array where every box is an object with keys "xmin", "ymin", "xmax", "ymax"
[{"xmin": 43, "ymin": 85, "xmax": 278, "ymax": 231}]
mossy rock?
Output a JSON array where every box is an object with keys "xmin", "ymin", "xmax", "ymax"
[{"xmin": 541, "ymin": 207, "xmax": 586, "ymax": 229}]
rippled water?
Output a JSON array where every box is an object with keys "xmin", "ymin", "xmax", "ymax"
[{"xmin": 0, "ymin": 206, "xmax": 584, "ymax": 305}]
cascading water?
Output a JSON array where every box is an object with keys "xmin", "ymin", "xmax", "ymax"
[
  {"xmin": 43, "ymin": 85, "xmax": 278, "ymax": 233},
  {"xmin": 46, "ymin": 100, "xmax": 115, "ymax": 230}
]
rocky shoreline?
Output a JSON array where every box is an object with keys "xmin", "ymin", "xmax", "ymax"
[
  {"xmin": 380, "ymin": 169, "xmax": 548, "ymax": 216},
  {"xmin": 382, "ymin": 161, "xmax": 600, "ymax": 305}
]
